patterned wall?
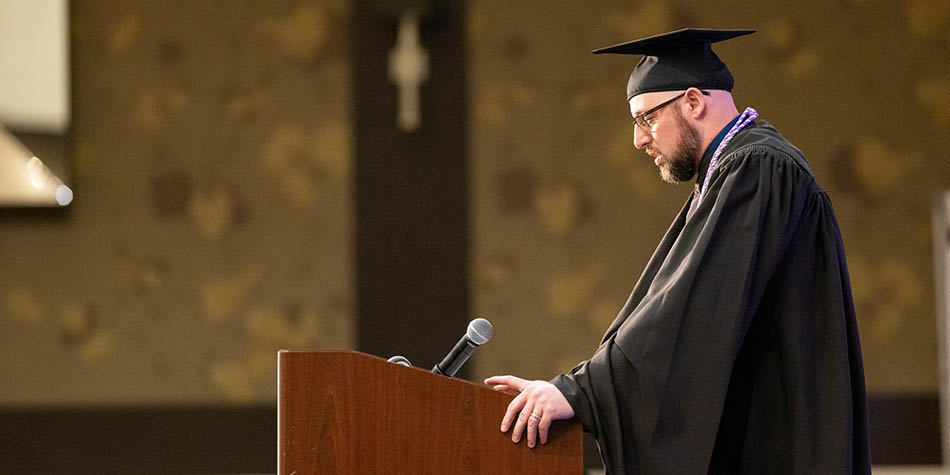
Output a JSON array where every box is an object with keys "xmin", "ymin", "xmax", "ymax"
[
  {"xmin": 469, "ymin": 0, "xmax": 950, "ymax": 394},
  {"xmin": 0, "ymin": 0, "xmax": 353, "ymax": 404},
  {"xmin": 0, "ymin": 0, "xmax": 946, "ymax": 406}
]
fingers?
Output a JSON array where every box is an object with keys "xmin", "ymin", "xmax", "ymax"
[
  {"xmin": 493, "ymin": 378, "xmax": 570, "ymax": 448},
  {"xmin": 485, "ymin": 376, "xmax": 574, "ymax": 448},
  {"xmin": 510, "ymin": 400, "xmax": 535, "ymax": 445},
  {"xmin": 538, "ymin": 411, "xmax": 553, "ymax": 445},
  {"xmin": 500, "ymin": 390, "xmax": 527, "ymax": 432},
  {"xmin": 484, "ymin": 375, "xmax": 526, "ymax": 391},
  {"xmin": 525, "ymin": 408, "xmax": 541, "ymax": 448}
]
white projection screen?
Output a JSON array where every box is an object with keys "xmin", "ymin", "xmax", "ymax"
[{"xmin": 0, "ymin": 0, "xmax": 70, "ymax": 134}]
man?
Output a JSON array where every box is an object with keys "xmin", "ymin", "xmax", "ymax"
[{"xmin": 485, "ymin": 29, "xmax": 871, "ymax": 474}]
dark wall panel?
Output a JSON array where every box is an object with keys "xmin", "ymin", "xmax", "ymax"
[
  {"xmin": 352, "ymin": 1, "xmax": 471, "ymax": 374},
  {"xmin": 0, "ymin": 406, "xmax": 276, "ymax": 474}
]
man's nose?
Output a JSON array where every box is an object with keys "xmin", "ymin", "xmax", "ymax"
[{"xmin": 633, "ymin": 123, "xmax": 651, "ymax": 150}]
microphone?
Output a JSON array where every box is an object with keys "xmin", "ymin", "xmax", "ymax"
[
  {"xmin": 432, "ymin": 318, "xmax": 493, "ymax": 378},
  {"xmin": 387, "ymin": 355, "xmax": 412, "ymax": 367}
]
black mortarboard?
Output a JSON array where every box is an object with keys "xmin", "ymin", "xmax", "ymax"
[{"xmin": 593, "ymin": 28, "xmax": 755, "ymax": 100}]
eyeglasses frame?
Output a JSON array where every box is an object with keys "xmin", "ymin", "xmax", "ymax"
[{"xmin": 633, "ymin": 89, "xmax": 711, "ymax": 131}]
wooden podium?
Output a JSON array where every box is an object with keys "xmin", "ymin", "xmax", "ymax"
[{"xmin": 278, "ymin": 350, "xmax": 583, "ymax": 474}]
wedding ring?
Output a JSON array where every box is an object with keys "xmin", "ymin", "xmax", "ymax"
[{"xmin": 529, "ymin": 412, "xmax": 541, "ymax": 421}]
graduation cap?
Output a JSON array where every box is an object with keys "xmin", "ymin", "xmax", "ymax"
[{"xmin": 593, "ymin": 28, "xmax": 755, "ymax": 100}]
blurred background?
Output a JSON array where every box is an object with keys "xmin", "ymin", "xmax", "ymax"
[{"xmin": 1, "ymin": 0, "xmax": 948, "ymax": 472}]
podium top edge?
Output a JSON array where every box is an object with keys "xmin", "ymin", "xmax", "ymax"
[
  {"xmin": 278, "ymin": 349, "xmax": 365, "ymax": 354},
  {"xmin": 277, "ymin": 350, "xmax": 496, "ymax": 391}
]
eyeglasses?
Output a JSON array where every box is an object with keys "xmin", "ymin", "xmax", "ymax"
[{"xmin": 633, "ymin": 90, "xmax": 710, "ymax": 130}]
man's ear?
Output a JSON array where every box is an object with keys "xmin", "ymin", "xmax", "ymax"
[{"xmin": 683, "ymin": 87, "xmax": 706, "ymax": 118}]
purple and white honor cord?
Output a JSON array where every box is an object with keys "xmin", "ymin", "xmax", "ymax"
[{"xmin": 699, "ymin": 107, "xmax": 758, "ymax": 200}]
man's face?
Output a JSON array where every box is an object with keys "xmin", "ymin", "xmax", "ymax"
[{"xmin": 629, "ymin": 92, "xmax": 702, "ymax": 184}]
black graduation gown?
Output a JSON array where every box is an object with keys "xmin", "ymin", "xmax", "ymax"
[{"xmin": 550, "ymin": 120, "xmax": 871, "ymax": 474}]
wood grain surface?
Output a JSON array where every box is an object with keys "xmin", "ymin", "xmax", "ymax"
[{"xmin": 278, "ymin": 350, "xmax": 582, "ymax": 474}]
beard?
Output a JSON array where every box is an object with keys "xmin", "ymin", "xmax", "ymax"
[{"xmin": 653, "ymin": 108, "xmax": 702, "ymax": 184}]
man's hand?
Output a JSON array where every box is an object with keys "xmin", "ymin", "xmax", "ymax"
[{"xmin": 484, "ymin": 375, "xmax": 575, "ymax": 448}]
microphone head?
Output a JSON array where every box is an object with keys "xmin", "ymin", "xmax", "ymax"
[{"xmin": 466, "ymin": 318, "xmax": 493, "ymax": 345}]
